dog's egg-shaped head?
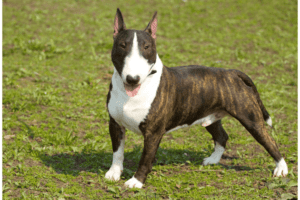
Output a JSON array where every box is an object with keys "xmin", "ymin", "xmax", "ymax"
[{"xmin": 111, "ymin": 9, "xmax": 157, "ymax": 86}]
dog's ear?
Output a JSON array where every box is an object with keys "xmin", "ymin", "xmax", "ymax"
[
  {"xmin": 144, "ymin": 11, "xmax": 157, "ymax": 40},
  {"xmin": 114, "ymin": 8, "xmax": 126, "ymax": 39}
]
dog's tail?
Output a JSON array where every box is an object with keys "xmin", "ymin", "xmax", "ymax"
[{"xmin": 235, "ymin": 70, "xmax": 273, "ymax": 128}]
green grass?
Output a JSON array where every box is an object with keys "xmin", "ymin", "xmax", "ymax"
[{"xmin": 3, "ymin": 0, "xmax": 297, "ymax": 199}]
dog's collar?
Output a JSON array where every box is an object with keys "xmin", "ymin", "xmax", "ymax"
[
  {"xmin": 148, "ymin": 70, "xmax": 157, "ymax": 76},
  {"xmin": 147, "ymin": 63, "xmax": 157, "ymax": 76}
]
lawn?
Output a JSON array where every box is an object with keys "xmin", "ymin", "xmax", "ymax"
[{"xmin": 2, "ymin": 0, "xmax": 297, "ymax": 199}]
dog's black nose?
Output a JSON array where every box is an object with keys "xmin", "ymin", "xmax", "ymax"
[{"xmin": 126, "ymin": 75, "xmax": 140, "ymax": 85}]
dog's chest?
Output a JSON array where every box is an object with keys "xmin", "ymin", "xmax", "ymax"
[
  {"xmin": 108, "ymin": 71, "xmax": 160, "ymax": 134},
  {"xmin": 108, "ymin": 92, "xmax": 150, "ymax": 134}
]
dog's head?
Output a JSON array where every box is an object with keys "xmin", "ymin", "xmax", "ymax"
[{"xmin": 111, "ymin": 8, "xmax": 157, "ymax": 97}]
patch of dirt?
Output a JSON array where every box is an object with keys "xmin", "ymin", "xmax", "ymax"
[{"xmin": 124, "ymin": 158, "xmax": 138, "ymax": 169}]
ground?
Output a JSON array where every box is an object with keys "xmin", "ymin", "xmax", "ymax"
[{"xmin": 3, "ymin": 0, "xmax": 297, "ymax": 199}]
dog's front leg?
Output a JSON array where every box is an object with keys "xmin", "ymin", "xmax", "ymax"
[
  {"xmin": 125, "ymin": 130, "xmax": 164, "ymax": 188},
  {"xmin": 105, "ymin": 116, "xmax": 125, "ymax": 181}
]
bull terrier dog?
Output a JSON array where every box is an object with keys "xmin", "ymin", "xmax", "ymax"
[{"xmin": 105, "ymin": 8, "xmax": 288, "ymax": 188}]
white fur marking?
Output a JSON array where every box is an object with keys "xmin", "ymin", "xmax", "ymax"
[
  {"xmin": 203, "ymin": 142, "xmax": 225, "ymax": 165},
  {"xmin": 273, "ymin": 158, "xmax": 288, "ymax": 177},
  {"xmin": 124, "ymin": 176, "xmax": 143, "ymax": 188},
  {"xmin": 266, "ymin": 117, "xmax": 272, "ymax": 127},
  {"xmin": 166, "ymin": 111, "xmax": 227, "ymax": 134},
  {"xmin": 105, "ymin": 137, "xmax": 125, "ymax": 181},
  {"xmin": 122, "ymin": 32, "xmax": 153, "ymax": 85},
  {"xmin": 108, "ymin": 54, "xmax": 163, "ymax": 134}
]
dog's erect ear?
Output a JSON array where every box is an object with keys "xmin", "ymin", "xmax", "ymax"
[
  {"xmin": 144, "ymin": 11, "xmax": 157, "ymax": 40},
  {"xmin": 114, "ymin": 8, "xmax": 126, "ymax": 39}
]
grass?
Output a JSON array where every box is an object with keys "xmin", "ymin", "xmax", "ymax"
[{"xmin": 2, "ymin": 0, "xmax": 297, "ymax": 199}]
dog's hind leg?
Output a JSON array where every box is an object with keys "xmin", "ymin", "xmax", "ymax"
[
  {"xmin": 105, "ymin": 117, "xmax": 126, "ymax": 181},
  {"xmin": 228, "ymin": 103, "xmax": 288, "ymax": 177},
  {"xmin": 203, "ymin": 120, "xmax": 228, "ymax": 165}
]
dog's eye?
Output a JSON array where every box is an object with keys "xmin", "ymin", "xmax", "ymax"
[
  {"xmin": 144, "ymin": 45, "xmax": 150, "ymax": 50},
  {"xmin": 120, "ymin": 43, "xmax": 126, "ymax": 49}
]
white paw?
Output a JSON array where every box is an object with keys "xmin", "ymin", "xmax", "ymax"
[
  {"xmin": 203, "ymin": 142, "xmax": 224, "ymax": 165},
  {"xmin": 203, "ymin": 156, "xmax": 221, "ymax": 165},
  {"xmin": 105, "ymin": 164, "xmax": 122, "ymax": 181},
  {"xmin": 124, "ymin": 176, "xmax": 143, "ymax": 188},
  {"xmin": 273, "ymin": 158, "xmax": 288, "ymax": 177}
]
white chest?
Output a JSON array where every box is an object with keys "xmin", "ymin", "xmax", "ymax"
[{"xmin": 108, "ymin": 88, "xmax": 152, "ymax": 134}]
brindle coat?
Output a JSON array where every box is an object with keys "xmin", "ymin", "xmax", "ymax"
[
  {"xmin": 106, "ymin": 9, "xmax": 284, "ymax": 185},
  {"xmin": 107, "ymin": 64, "xmax": 282, "ymax": 183}
]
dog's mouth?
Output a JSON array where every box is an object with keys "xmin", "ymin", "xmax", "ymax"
[{"xmin": 124, "ymin": 83, "xmax": 141, "ymax": 97}]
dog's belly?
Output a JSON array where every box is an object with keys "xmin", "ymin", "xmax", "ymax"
[{"xmin": 166, "ymin": 111, "xmax": 228, "ymax": 133}]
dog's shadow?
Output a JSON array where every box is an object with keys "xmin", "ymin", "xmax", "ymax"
[{"xmin": 39, "ymin": 146, "xmax": 257, "ymax": 178}]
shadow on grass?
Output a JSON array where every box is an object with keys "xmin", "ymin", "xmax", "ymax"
[{"xmin": 38, "ymin": 146, "xmax": 258, "ymax": 178}]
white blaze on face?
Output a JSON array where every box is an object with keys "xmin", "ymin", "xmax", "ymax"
[{"xmin": 122, "ymin": 32, "xmax": 152, "ymax": 85}]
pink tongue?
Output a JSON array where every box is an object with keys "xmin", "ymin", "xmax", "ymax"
[{"xmin": 125, "ymin": 84, "xmax": 141, "ymax": 97}]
